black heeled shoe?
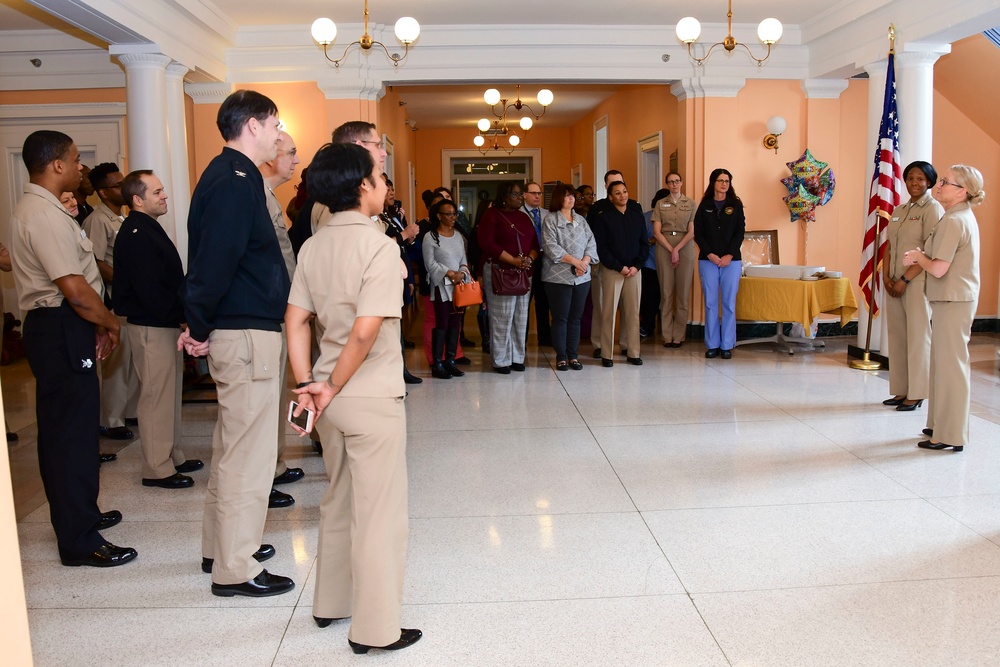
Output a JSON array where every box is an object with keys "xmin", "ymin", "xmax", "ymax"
[
  {"xmin": 349, "ymin": 629, "xmax": 422, "ymax": 654},
  {"xmin": 923, "ymin": 428, "xmax": 933, "ymax": 437},
  {"xmin": 314, "ymin": 615, "xmax": 347, "ymax": 628},
  {"xmin": 918, "ymin": 440, "xmax": 963, "ymax": 452},
  {"xmin": 882, "ymin": 396, "xmax": 905, "ymax": 406},
  {"xmin": 896, "ymin": 399, "xmax": 923, "ymax": 412}
]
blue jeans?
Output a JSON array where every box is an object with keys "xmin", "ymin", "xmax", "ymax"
[{"xmin": 699, "ymin": 260, "xmax": 741, "ymax": 351}]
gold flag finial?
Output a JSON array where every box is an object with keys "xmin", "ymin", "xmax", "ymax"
[{"xmin": 888, "ymin": 24, "xmax": 896, "ymax": 54}]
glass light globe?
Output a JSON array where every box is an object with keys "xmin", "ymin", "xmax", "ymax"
[
  {"xmin": 519, "ymin": 117, "xmax": 533, "ymax": 131},
  {"xmin": 536, "ymin": 89, "xmax": 554, "ymax": 107},
  {"xmin": 766, "ymin": 116, "xmax": 787, "ymax": 135},
  {"xmin": 509, "ymin": 134, "xmax": 520, "ymax": 147},
  {"xmin": 473, "ymin": 135, "xmax": 485, "ymax": 147},
  {"xmin": 311, "ymin": 18, "xmax": 337, "ymax": 45},
  {"xmin": 484, "ymin": 89, "xmax": 501, "ymax": 106},
  {"xmin": 675, "ymin": 17, "xmax": 701, "ymax": 44},
  {"xmin": 394, "ymin": 17, "xmax": 420, "ymax": 43},
  {"xmin": 757, "ymin": 18, "xmax": 783, "ymax": 44},
  {"xmin": 477, "ymin": 118, "xmax": 491, "ymax": 132}
]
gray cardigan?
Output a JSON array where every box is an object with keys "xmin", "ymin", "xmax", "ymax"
[
  {"xmin": 540, "ymin": 210, "xmax": 599, "ymax": 285},
  {"xmin": 423, "ymin": 230, "xmax": 468, "ymax": 301}
]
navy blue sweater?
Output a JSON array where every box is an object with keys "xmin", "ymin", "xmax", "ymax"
[
  {"xmin": 183, "ymin": 147, "xmax": 290, "ymax": 342},
  {"xmin": 113, "ymin": 211, "xmax": 184, "ymax": 328}
]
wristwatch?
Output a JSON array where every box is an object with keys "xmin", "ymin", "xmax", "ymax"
[{"xmin": 901, "ymin": 276, "xmax": 910, "ymax": 284}]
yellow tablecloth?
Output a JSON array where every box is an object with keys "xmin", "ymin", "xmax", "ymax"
[{"xmin": 736, "ymin": 277, "xmax": 858, "ymax": 328}]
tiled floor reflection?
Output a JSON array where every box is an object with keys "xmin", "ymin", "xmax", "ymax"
[{"xmin": 5, "ymin": 332, "xmax": 1000, "ymax": 665}]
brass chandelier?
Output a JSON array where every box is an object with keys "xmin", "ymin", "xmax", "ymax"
[
  {"xmin": 473, "ymin": 85, "xmax": 554, "ymax": 155},
  {"xmin": 675, "ymin": 0, "xmax": 782, "ymax": 67},
  {"xmin": 311, "ymin": 0, "xmax": 420, "ymax": 68}
]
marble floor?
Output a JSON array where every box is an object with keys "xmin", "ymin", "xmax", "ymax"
[{"xmin": 5, "ymin": 331, "xmax": 1000, "ymax": 666}]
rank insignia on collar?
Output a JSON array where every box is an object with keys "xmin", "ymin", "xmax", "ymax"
[{"xmin": 235, "ymin": 170, "xmax": 246, "ymax": 178}]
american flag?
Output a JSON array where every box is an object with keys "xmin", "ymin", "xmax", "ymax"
[{"xmin": 859, "ymin": 52, "xmax": 904, "ymax": 316}]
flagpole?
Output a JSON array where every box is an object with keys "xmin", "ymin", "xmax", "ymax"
[{"xmin": 850, "ymin": 25, "xmax": 896, "ymax": 372}]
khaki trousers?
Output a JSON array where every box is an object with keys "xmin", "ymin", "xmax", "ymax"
[
  {"xmin": 202, "ymin": 329, "xmax": 282, "ymax": 585},
  {"xmin": 927, "ymin": 300, "xmax": 976, "ymax": 447},
  {"xmin": 99, "ymin": 314, "xmax": 139, "ymax": 427},
  {"xmin": 128, "ymin": 325, "xmax": 186, "ymax": 479},
  {"xmin": 313, "ymin": 396, "xmax": 408, "ymax": 647},
  {"xmin": 600, "ymin": 266, "xmax": 641, "ymax": 359},
  {"xmin": 885, "ymin": 275, "xmax": 931, "ymax": 399},
  {"xmin": 589, "ymin": 267, "xmax": 603, "ymax": 347},
  {"xmin": 274, "ymin": 325, "xmax": 289, "ymax": 478},
  {"xmin": 654, "ymin": 242, "xmax": 695, "ymax": 344}
]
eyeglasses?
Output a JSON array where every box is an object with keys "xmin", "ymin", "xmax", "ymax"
[
  {"xmin": 509, "ymin": 191, "xmax": 524, "ymax": 197},
  {"xmin": 525, "ymin": 190, "xmax": 543, "ymax": 196},
  {"xmin": 715, "ymin": 179, "xmax": 731, "ymax": 185},
  {"xmin": 358, "ymin": 139, "xmax": 385, "ymax": 150},
  {"xmin": 938, "ymin": 179, "xmax": 963, "ymax": 189},
  {"xmin": 666, "ymin": 179, "xmax": 682, "ymax": 185}
]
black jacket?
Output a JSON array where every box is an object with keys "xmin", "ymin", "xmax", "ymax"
[
  {"xmin": 587, "ymin": 199, "xmax": 648, "ymax": 272},
  {"xmin": 693, "ymin": 197, "xmax": 746, "ymax": 261},
  {"xmin": 183, "ymin": 147, "xmax": 290, "ymax": 342},
  {"xmin": 112, "ymin": 211, "xmax": 184, "ymax": 328}
]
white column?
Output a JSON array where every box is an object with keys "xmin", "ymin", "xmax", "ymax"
[
  {"xmin": 896, "ymin": 46, "xmax": 949, "ymax": 166},
  {"xmin": 858, "ymin": 59, "xmax": 888, "ymax": 352},
  {"xmin": 165, "ymin": 62, "xmax": 191, "ymax": 268}
]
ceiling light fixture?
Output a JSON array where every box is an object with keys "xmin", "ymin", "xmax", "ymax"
[
  {"xmin": 311, "ymin": 0, "xmax": 419, "ymax": 68},
  {"xmin": 675, "ymin": 0, "xmax": 782, "ymax": 67},
  {"xmin": 473, "ymin": 85, "xmax": 553, "ymax": 154}
]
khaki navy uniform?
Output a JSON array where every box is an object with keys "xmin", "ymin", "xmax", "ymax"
[
  {"xmin": 925, "ymin": 201, "xmax": 980, "ymax": 448},
  {"xmin": 885, "ymin": 191, "xmax": 943, "ymax": 400},
  {"xmin": 9, "ymin": 184, "xmax": 107, "ymax": 558},
  {"xmin": 651, "ymin": 194, "xmax": 696, "ymax": 344},
  {"xmin": 84, "ymin": 202, "xmax": 138, "ymax": 427},
  {"xmin": 289, "ymin": 210, "xmax": 407, "ymax": 648}
]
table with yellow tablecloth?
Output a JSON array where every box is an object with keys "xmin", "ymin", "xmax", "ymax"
[{"xmin": 734, "ymin": 276, "xmax": 859, "ymax": 353}]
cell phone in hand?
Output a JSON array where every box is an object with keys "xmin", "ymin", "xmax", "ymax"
[{"xmin": 287, "ymin": 400, "xmax": 315, "ymax": 435}]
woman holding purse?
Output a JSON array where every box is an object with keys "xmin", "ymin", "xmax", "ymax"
[
  {"xmin": 541, "ymin": 184, "xmax": 598, "ymax": 371},
  {"xmin": 476, "ymin": 181, "xmax": 539, "ymax": 374},
  {"xmin": 423, "ymin": 199, "xmax": 469, "ymax": 379}
]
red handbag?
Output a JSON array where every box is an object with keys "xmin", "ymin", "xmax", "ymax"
[{"xmin": 453, "ymin": 279, "xmax": 484, "ymax": 308}]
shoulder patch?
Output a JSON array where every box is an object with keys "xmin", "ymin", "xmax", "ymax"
[{"xmin": 235, "ymin": 170, "xmax": 247, "ymax": 178}]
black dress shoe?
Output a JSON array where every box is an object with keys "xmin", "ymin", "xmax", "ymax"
[
  {"xmin": 403, "ymin": 369, "xmax": 423, "ymax": 385},
  {"xmin": 454, "ymin": 356, "xmax": 472, "ymax": 365},
  {"xmin": 99, "ymin": 453, "xmax": 117, "ymax": 463},
  {"xmin": 98, "ymin": 510, "xmax": 122, "ymax": 530},
  {"xmin": 918, "ymin": 440, "xmax": 963, "ymax": 452},
  {"xmin": 175, "ymin": 459, "xmax": 204, "ymax": 473},
  {"xmin": 601, "ymin": 358, "xmax": 614, "ymax": 368},
  {"xmin": 923, "ymin": 428, "xmax": 934, "ymax": 437},
  {"xmin": 312, "ymin": 439, "xmax": 323, "ymax": 455},
  {"xmin": 142, "ymin": 473, "xmax": 194, "ymax": 489},
  {"xmin": 592, "ymin": 348, "xmax": 602, "ymax": 359},
  {"xmin": 314, "ymin": 615, "xmax": 348, "ymax": 628},
  {"xmin": 493, "ymin": 365, "xmax": 511, "ymax": 375},
  {"xmin": 100, "ymin": 426, "xmax": 134, "ymax": 440},
  {"xmin": 269, "ymin": 488, "xmax": 295, "ymax": 508},
  {"xmin": 626, "ymin": 357, "xmax": 643, "ymax": 366},
  {"xmin": 273, "ymin": 467, "xmax": 304, "ymax": 485},
  {"xmin": 720, "ymin": 349, "xmax": 732, "ymax": 360},
  {"xmin": 705, "ymin": 348, "xmax": 720, "ymax": 359},
  {"xmin": 202, "ymin": 544, "xmax": 275, "ymax": 573},
  {"xmin": 349, "ymin": 629, "xmax": 423, "ymax": 654},
  {"xmin": 124, "ymin": 417, "xmax": 139, "ymax": 426},
  {"xmin": 510, "ymin": 362, "xmax": 525, "ymax": 372},
  {"xmin": 569, "ymin": 360, "xmax": 583, "ymax": 371},
  {"xmin": 6, "ymin": 431, "xmax": 18, "ymax": 442},
  {"xmin": 896, "ymin": 399, "xmax": 923, "ymax": 412},
  {"xmin": 556, "ymin": 361, "xmax": 569, "ymax": 371},
  {"xmin": 460, "ymin": 336, "xmax": 476, "ymax": 348},
  {"xmin": 61, "ymin": 542, "xmax": 138, "ymax": 568},
  {"xmin": 883, "ymin": 397, "xmax": 905, "ymax": 406},
  {"xmin": 211, "ymin": 569, "xmax": 295, "ymax": 598}
]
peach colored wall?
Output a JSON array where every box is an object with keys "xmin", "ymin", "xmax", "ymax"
[
  {"xmin": 935, "ymin": 34, "xmax": 1000, "ymax": 146},
  {"xmin": 933, "ymin": 90, "xmax": 999, "ymax": 317},
  {"xmin": 0, "ymin": 88, "xmax": 126, "ymax": 105},
  {"xmin": 377, "ymin": 87, "xmax": 415, "ymax": 215}
]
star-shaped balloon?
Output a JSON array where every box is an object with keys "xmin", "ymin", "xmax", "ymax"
[
  {"xmin": 786, "ymin": 149, "xmax": 828, "ymax": 180},
  {"xmin": 781, "ymin": 149, "xmax": 836, "ymax": 222},
  {"xmin": 783, "ymin": 183, "xmax": 821, "ymax": 222}
]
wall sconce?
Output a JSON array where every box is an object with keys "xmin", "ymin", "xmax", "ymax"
[{"xmin": 763, "ymin": 116, "xmax": 786, "ymax": 153}]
